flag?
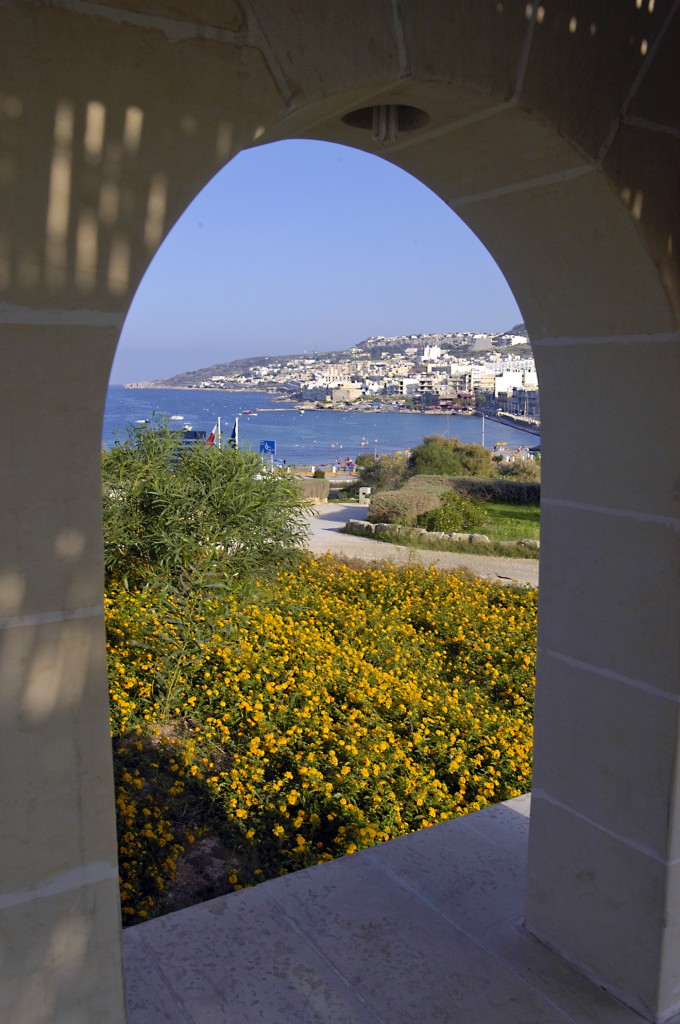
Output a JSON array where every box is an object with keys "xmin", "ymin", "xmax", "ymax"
[
  {"xmin": 205, "ymin": 423, "xmax": 217, "ymax": 446},
  {"xmin": 228, "ymin": 417, "xmax": 239, "ymax": 448}
]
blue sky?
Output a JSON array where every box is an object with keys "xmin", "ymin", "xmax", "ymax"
[{"xmin": 110, "ymin": 140, "xmax": 522, "ymax": 384}]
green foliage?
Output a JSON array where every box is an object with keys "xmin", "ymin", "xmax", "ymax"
[
  {"xmin": 450, "ymin": 476, "xmax": 540, "ymax": 506},
  {"xmin": 102, "ymin": 419, "xmax": 309, "ymax": 587},
  {"xmin": 417, "ymin": 492, "xmax": 489, "ymax": 533},
  {"xmin": 367, "ymin": 488, "xmax": 442, "ymax": 526},
  {"xmin": 356, "ymin": 452, "xmax": 409, "ymax": 492},
  {"xmin": 312, "ymin": 468, "xmax": 326, "ymax": 478},
  {"xmin": 401, "ymin": 474, "xmax": 458, "ymax": 493},
  {"xmin": 409, "ymin": 435, "xmax": 496, "ymax": 477},
  {"xmin": 497, "ymin": 459, "xmax": 541, "ymax": 483},
  {"xmin": 358, "ymin": 442, "xmax": 537, "ymax": 500},
  {"xmin": 365, "ymin": 526, "xmax": 539, "ymax": 560}
]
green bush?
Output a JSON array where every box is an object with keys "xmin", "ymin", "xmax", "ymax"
[
  {"xmin": 402, "ymin": 473, "xmax": 539, "ymax": 507},
  {"xmin": 367, "ymin": 488, "xmax": 442, "ymax": 526},
  {"xmin": 417, "ymin": 492, "xmax": 489, "ymax": 533},
  {"xmin": 313, "ymin": 468, "xmax": 326, "ymax": 478},
  {"xmin": 497, "ymin": 460, "xmax": 541, "ymax": 483},
  {"xmin": 449, "ymin": 477, "xmax": 540, "ymax": 506},
  {"xmin": 409, "ymin": 436, "xmax": 496, "ymax": 477},
  {"xmin": 357, "ymin": 452, "xmax": 409, "ymax": 491},
  {"xmin": 401, "ymin": 475, "xmax": 458, "ymax": 494},
  {"xmin": 367, "ymin": 470, "xmax": 539, "ymax": 521},
  {"xmin": 102, "ymin": 419, "xmax": 309, "ymax": 586}
]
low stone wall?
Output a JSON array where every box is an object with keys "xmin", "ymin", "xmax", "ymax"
[{"xmin": 345, "ymin": 519, "xmax": 540, "ymax": 550}]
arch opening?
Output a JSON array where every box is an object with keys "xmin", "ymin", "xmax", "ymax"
[{"xmin": 105, "ymin": 137, "xmax": 538, "ymax": 923}]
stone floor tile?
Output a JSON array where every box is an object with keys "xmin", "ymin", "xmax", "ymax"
[
  {"xmin": 462, "ymin": 794, "xmax": 532, "ymax": 855},
  {"xmin": 269, "ymin": 848, "xmax": 582, "ymax": 1023},
  {"xmin": 123, "ymin": 928, "xmax": 193, "ymax": 1024},
  {"xmin": 364, "ymin": 814, "xmax": 526, "ymax": 934},
  {"xmin": 481, "ymin": 918, "xmax": 645, "ymax": 1024},
  {"xmin": 124, "ymin": 798, "xmax": 651, "ymax": 1024},
  {"xmin": 125, "ymin": 879, "xmax": 379, "ymax": 1024}
]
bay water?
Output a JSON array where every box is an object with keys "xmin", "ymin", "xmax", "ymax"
[{"xmin": 104, "ymin": 386, "xmax": 538, "ymax": 466}]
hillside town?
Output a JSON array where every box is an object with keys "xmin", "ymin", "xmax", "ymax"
[{"xmin": 130, "ymin": 326, "xmax": 540, "ymax": 429}]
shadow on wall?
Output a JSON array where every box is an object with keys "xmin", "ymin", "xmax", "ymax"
[{"xmin": 0, "ymin": 89, "xmax": 238, "ymax": 307}]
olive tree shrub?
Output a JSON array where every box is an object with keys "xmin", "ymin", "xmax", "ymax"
[{"xmin": 102, "ymin": 420, "xmax": 309, "ymax": 587}]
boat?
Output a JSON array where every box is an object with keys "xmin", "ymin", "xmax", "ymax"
[{"xmin": 360, "ymin": 437, "xmax": 369, "ymax": 447}]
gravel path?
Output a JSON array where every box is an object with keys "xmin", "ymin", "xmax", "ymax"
[{"xmin": 305, "ymin": 503, "xmax": 539, "ymax": 588}]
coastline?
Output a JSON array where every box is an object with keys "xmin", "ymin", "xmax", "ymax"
[
  {"xmin": 123, "ymin": 384, "xmax": 286, "ymax": 394},
  {"xmin": 476, "ymin": 412, "xmax": 540, "ymax": 437},
  {"xmin": 106, "ymin": 386, "xmax": 540, "ymax": 458},
  {"xmin": 119, "ymin": 385, "xmax": 541, "ymax": 433}
]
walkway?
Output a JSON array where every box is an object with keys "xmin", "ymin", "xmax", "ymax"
[{"xmin": 305, "ymin": 503, "xmax": 539, "ymax": 588}]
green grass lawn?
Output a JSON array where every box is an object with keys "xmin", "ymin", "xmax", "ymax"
[
  {"xmin": 482, "ymin": 503, "xmax": 540, "ymax": 542},
  {"xmin": 349, "ymin": 499, "xmax": 541, "ymax": 560}
]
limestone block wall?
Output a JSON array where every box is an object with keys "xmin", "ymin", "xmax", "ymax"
[
  {"xmin": 0, "ymin": 2, "xmax": 678, "ymax": 1022},
  {"xmin": 0, "ymin": 323, "xmax": 125, "ymax": 1022}
]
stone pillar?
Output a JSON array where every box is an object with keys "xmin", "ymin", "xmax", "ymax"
[
  {"xmin": 0, "ymin": 323, "xmax": 126, "ymax": 1024},
  {"xmin": 526, "ymin": 326, "xmax": 680, "ymax": 1022}
]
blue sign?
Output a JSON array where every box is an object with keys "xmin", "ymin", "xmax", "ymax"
[{"xmin": 259, "ymin": 440, "xmax": 276, "ymax": 455}]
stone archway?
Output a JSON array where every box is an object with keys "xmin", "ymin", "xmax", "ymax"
[{"xmin": 1, "ymin": 3, "xmax": 678, "ymax": 1022}]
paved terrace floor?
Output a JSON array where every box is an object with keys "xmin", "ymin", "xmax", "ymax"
[{"xmin": 123, "ymin": 795, "xmax": 648, "ymax": 1024}]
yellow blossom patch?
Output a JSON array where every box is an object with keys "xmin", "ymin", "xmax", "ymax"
[{"xmin": 107, "ymin": 558, "xmax": 537, "ymax": 924}]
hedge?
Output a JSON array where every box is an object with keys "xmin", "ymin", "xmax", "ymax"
[
  {"xmin": 367, "ymin": 488, "xmax": 442, "ymax": 526},
  {"xmin": 400, "ymin": 475, "xmax": 539, "ymax": 506},
  {"xmin": 447, "ymin": 477, "xmax": 540, "ymax": 506}
]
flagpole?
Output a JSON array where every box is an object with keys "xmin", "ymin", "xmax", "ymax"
[
  {"xmin": 217, "ymin": 416, "xmax": 221, "ymax": 449},
  {"xmin": 235, "ymin": 416, "xmax": 239, "ymax": 449}
]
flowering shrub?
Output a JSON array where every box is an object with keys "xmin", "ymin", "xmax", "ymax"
[
  {"xmin": 107, "ymin": 558, "xmax": 537, "ymax": 924},
  {"xmin": 113, "ymin": 737, "xmax": 188, "ymax": 921}
]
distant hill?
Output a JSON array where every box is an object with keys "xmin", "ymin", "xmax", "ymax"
[
  {"xmin": 130, "ymin": 324, "xmax": 530, "ymax": 388},
  {"xmin": 152, "ymin": 353, "xmax": 305, "ymax": 389}
]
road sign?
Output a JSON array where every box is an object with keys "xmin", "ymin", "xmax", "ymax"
[{"xmin": 259, "ymin": 440, "xmax": 276, "ymax": 455}]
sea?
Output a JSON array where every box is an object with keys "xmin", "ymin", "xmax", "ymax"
[{"xmin": 103, "ymin": 386, "xmax": 539, "ymax": 467}]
